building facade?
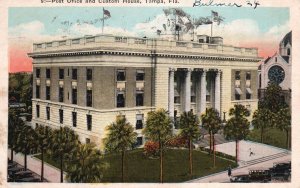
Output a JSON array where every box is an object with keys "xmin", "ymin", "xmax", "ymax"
[
  {"xmin": 29, "ymin": 34, "xmax": 261, "ymax": 149},
  {"xmin": 258, "ymin": 31, "xmax": 292, "ymax": 106}
]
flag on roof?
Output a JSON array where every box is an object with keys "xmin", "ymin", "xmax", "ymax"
[
  {"xmin": 211, "ymin": 10, "xmax": 218, "ymax": 18},
  {"xmin": 103, "ymin": 8, "xmax": 111, "ymax": 18}
]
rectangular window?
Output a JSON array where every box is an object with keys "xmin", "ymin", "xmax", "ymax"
[
  {"xmin": 235, "ymin": 94, "xmax": 241, "ymax": 100},
  {"xmin": 46, "ymin": 107, "xmax": 50, "ymax": 120},
  {"xmin": 235, "ymin": 71, "xmax": 241, "ymax": 80},
  {"xmin": 46, "ymin": 68, "xmax": 51, "ymax": 79},
  {"xmin": 191, "ymin": 96, "xmax": 196, "ymax": 103},
  {"xmin": 86, "ymin": 90, "xmax": 93, "ymax": 107},
  {"xmin": 59, "ymin": 109, "xmax": 63, "ymax": 124},
  {"xmin": 72, "ymin": 39, "xmax": 80, "ymax": 44},
  {"xmin": 72, "ymin": 69, "xmax": 77, "ymax": 80},
  {"xmin": 59, "ymin": 87, "xmax": 64, "ymax": 102},
  {"xmin": 72, "ymin": 89, "xmax": 77, "ymax": 104},
  {"xmin": 136, "ymin": 70, "xmax": 145, "ymax": 81},
  {"xmin": 59, "ymin": 69, "xmax": 64, "ymax": 79},
  {"xmin": 46, "ymin": 86, "xmax": 51, "ymax": 100},
  {"xmin": 36, "ymin": 85, "xmax": 40, "ymax": 99},
  {"xmin": 246, "ymin": 93, "xmax": 251, "ymax": 100},
  {"xmin": 174, "ymin": 96, "xmax": 180, "ymax": 104},
  {"xmin": 36, "ymin": 68, "xmax": 40, "ymax": 78},
  {"xmin": 246, "ymin": 71, "xmax": 251, "ymax": 80},
  {"xmin": 87, "ymin": 68, "xmax": 92, "ymax": 81},
  {"xmin": 117, "ymin": 93, "xmax": 125, "ymax": 107},
  {"xmin": 86, "ymin": 138, "xmax": 90, "ymax": 144},
  {"xmin": 136, "ymin": 137, "xmax": 143, "ymax": 146},
  {"xmin": 72, "ymin": 112, "xmax": 77, "ymax": 127},
  {"xmin": 36, "ymin": 105, "xmax": 40, "ymax": 118},
  {"xmin": 117, "ymin": 70, "xmax": 125, "ymax": 81},
  {"xmin": 136, "ymin": 114, "xmax": 144, "ymax": 129},
  {"xmin": 136, "ymin": 93, "xmax": 144, "ymax": 106},
  {"xmin": 87, "ymin": 115, "xmax": 92, "ymax": 131}
]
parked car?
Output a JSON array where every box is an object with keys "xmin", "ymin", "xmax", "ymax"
[
  {"xmin": 230, "ymin": 174, "xmax": 250, "ymax": 183},
  {"xmin": 15, "ymin": 177, "xmax": 40, "ymax": 182},
  {"xmin": 248, "ymin": 169, "xmax": 271, "ymax": 182},
  {"xmin": 12, "ymin": 170, "xmax": 33, "ymax": 181},
  {"xmin": 8, "ymin": 167, "xmax": 24, "ymax": 176},
  {"xmin": 269, "ymin": 162, "xmax": 291, "ymax": 180}
]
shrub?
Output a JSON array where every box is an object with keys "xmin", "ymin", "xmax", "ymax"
[
  {"xmin": 144, "ymin": 141, "xmax": 159, "ymax": 157},
  {"xmin": 166, "ymin": 135, "xmax": 188, "ymax": 148}
]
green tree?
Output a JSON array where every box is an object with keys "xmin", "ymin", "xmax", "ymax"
[
  {"xmin": 252, "ymin": 108, "xmax": 275, "ymax": 143},
  {"xmin": 224, "ymin": 104, "xmax": 250, "ymax": 163},
  {"xmin": 274, "ymin": 108, "xmax": 291, "ymax": 149},
  {"xmin": 66, "ymin": 143, "xmax": 108, "ymax": 183},
  {"xmin": 201, "ymin": 108, "xmax": 222, "ymax": 167},
  {"xmin": 103, "ymin": 116, "xmax": 137, "ymax": 182},
  {"xmin": 8, "ymin": 109, "xmax": 20, "ymax": 162},
  {"xmin": 50, "ymin": 127, "xmax": 80, "ymax": 183},
  {"xmin": 143, "ymin": 109, "xmax": 173, "ymax": 183},
  {"xmin": 35, "ymin": 124, "xmax": 53, "ymax": 181},
  {"xmin": 259, "ymin": 82, "xmax": 288, "ymax": 112},
  {"xmin": 14, "ymin": 123, "xmax": 38, "ymax": 170},
  {"xmin": 179, "ymin": 111, "xmax": 200, "ymax": 175}
]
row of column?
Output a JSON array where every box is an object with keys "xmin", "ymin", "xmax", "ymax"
[{"xmin": 168, "ymin": 68, "xmax": 221, "ymax": 118}]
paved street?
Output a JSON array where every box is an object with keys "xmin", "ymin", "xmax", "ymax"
[{"xmin": 7, "ymin": 149, "xmax": 66, "ymax": 183}]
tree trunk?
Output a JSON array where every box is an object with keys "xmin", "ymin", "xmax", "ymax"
[
  {"xmin": 24, "ymin": 153, "xmax": 27, "ymax": 170},
  {"xmin": 213, "ymin": 134, "xmax": 216, "ymax": 168},
  {"xmin": 159, "ymin": 137, "xmax": 163, "ymax": 183},
  {"xmin": 121, "ymin": 150, "xmax": 125, "ymax": 182},
  {"xmin": 261, "ymin": 126, "xmax": 264, "ymax": 143},
  {"xmin": 189, "ymin": 138, "xmax": 193, "ymax": 176},
  {"xmin": 41, "ymin": 147, "xmax": 44, "ymax": 181},
  {"xmin": 11, "ymin": 149, "xmax": 13, "ymax": 162},
  {"xmin": 60, "ymin": 153, "xmax": 63, "ymax": 183},
  {"xmin": 209, "ymin": 132, "xmax": 212, "ymax": 154},
  {"xmin": 286, "ymin": 129, "xmax": 289, "ymax": 149},
  {"xmin": 235, "ymin": 140, "xmax": 238, "ymax": 163}
]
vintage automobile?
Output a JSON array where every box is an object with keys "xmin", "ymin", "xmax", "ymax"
[
  {"xmin": 15, "ymin": 177, "xmax": 40, "ymax": 182},
  {"xmin": 248, "ymin": 168, "xmax": 271, "ymax": 182},
  {"xmin": 12, "ymin": 170, "xmax": 33, "ymax": 181},
  {"xmin": 269, "ymin": 161, "xmax": 291, "ymax": 180},
  {"xmin": 230, "ymin": 174, "xmax": 250, "ymax": 183}
]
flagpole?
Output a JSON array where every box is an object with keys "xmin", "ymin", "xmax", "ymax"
[
  {"xmin": 210, "ymin": 12, "xmax": 213, "ymax": 43},
  {"xmin": 102, "ymin": 8, "xmax": 104, "ymax": 34}
]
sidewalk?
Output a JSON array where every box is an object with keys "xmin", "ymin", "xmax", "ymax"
[{"xmin": 7, "ymin": 149, "xmax": 66, "ymax": 183}]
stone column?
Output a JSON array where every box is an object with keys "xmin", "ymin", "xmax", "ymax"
[
  {"xmin": 215, "ymin": 70, "xmax": 221, "ymax": 113},
  {"xmin": 168, "ymin": 68, "xmax": 175, "ymax": 118},
  {"xmin": 184, "ymin": 69, "xmax": 192, "ymax": 112},
  {"xmin": 200, "ymin": 69, "xmax": 207, "ymax": 114},
  {"xmin": 196, "ymin": 70, "xmax": 202, "ymax": 114}
]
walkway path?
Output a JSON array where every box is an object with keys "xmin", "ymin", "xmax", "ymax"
[{"xmin": 7, "ymin": 149, "xmax": 66, "ymax": 183}]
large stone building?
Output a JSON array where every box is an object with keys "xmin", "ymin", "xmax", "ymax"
[
  {"xmin": 28, "ymin": 34, "xmax": 261, "ymax": 148},
  {"xmin": 258, "ymin": 31, "xmax": 292, "ymax": 105}
]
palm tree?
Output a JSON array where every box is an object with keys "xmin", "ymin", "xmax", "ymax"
[
  {"xmin": 275, "ymin": 108, "xmax": 291, "ymax": 149},
  {"xmin": 143, "ymin": 109, "xmax": 173, "ymax": 183},
  {"xmin": 14, "ymin": 123, "xmax": 38, "ymax": 170},
  {"xmin": 178, "ymin": 111, "xmax": 200, "ymax": 175},
  {"xmin": 50, "ymin": 126, "xmax": 80, "ymax": 183},
  {"xmin": 201, "ymin": 108, "xmax": 222, "ymax": 167},
  {"xmin": 66, "ymin": 143, "xmax": 108, "ymax": 182},
  {"xmin": 8, "ymin": 109, "xmax": 19, "ymax": 162},
  {"xmin": 252, "ymin": 108, "xmax": 274, "ymax": 143},
  {"xmin": 35, "ymin": 124, "xmax": 53, "ymax": 181},
  {"xmin": 103, "ymin": 116, "xmax": 137, "ymax": 182},
  {"xmin": 223, "ymin": 104, "xmax": 250, "ymax": 163}
]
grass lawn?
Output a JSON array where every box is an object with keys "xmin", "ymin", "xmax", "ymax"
[
  {"xmin": 36, "ymin": 148, "xmax": 236, "ymax": 182},
  {"xmin": 247, "ymin": 127, "xmax": 290, "ymax": 149}
]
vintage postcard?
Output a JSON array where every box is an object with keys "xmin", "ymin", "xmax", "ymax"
[{"xmin": 1, "ymin": 0, "xmax": 300, "ymax": 187}]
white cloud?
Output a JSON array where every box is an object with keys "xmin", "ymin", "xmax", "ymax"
[{"xmin": 9, "ymin": 21, "xmax": 45, "ymax": 38}]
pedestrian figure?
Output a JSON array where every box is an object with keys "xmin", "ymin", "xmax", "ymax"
[
  {"xmin": 249, "ymin": 148, "xmax": 254, "ymax": 157},
  {"xmin": 227, "ymin": 165, "xmax": 232, "ymax": 177}
]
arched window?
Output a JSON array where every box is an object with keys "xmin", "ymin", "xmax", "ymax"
[{"xmin": 287, "ymin": 48, "xmax": 291, "ymax": 56}]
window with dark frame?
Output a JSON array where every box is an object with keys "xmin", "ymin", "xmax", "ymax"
[
  {"xmin": 59, "ymin": 69, "xmax": 64, "ymax": 79},
  {"xmin": 36, "ymin": 105, "xmax": 40, "ymax": 118},
  {"xmin": 46, "ymin": 86, "xmax": 51, "ymax": 100},
  {"xmin": 235, "ymin": 71, "xmax": 241, "ymax": 80},
  {"xmin": 117, "ymin": 70, "xmax": 126, "ymax": 81},
  {"xmin": 36, "ymin": 68, "xmax": 40, "ymax": 78},
  {"xmin": 235, "ymin": 94, "xmax": 241, "ymax": 100},
  {"xmin": 136, "ymin": 93, "xmax": 144, "ymax": 106},
  {"xmin": 246, "ymin": 93, "xmax": 251, "ymax": 100},
  {"xmin": 72, "ymin": 69, "xmax": 77, "ymax": 80},
  {"xmin": 174, "ymin": 96, "xmax": 180, "ymax": 104},
  {"xmin": 246, "ymin": 71, "xmax": 251, "ymax": 80},
  {"xmin": 72, "ymin": 112, "xmax": 77, "ymax": 127},
  {"xmin": 59, "ymin": 109, "xmax": 63, "ymax": 124},
  {"xmin": 59, "ymin": 87, "xmax": 64, "ymax": 102},
  {"xmin": 117, "ymin": 93, "xmax": 125, "ymax": 107},
  {"xmin": 36, "ymin": 85, "xmax": 40, "ymax": 99},
  {"xmin": 136, "ymin": 114, "xmax": 144, "ymax": 129},
  {"xmin": 87, "ymin": 68, "xmax": 93, "ymax": 81},
  {"xmin": 72, "ymin": 88, "xmax": 77, "ymax": 104},
  {"xmin": 46, "ymin": 68, "xmax": 51, "ymax": 79},
  {"xmin": 136, "ymin": 137, "xmax": 143, "ymax": 146},
  {"xmin": 46, "ymin": 106, "xmax": 50, "ymax": 120},
  {"xmin": 86, "ymin": 138, "xmax": 90, "ymax": 144},
  {"xmin": 86, "ymin": 90, "xmax": 92, "ymax": 107},
  {"xmin": 87, "ymin": 115, "xmax": 92, "ymax": 131},
  {"xmin": 136, "ymin": 70, "xmax": 145, "ymax": 81}
]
